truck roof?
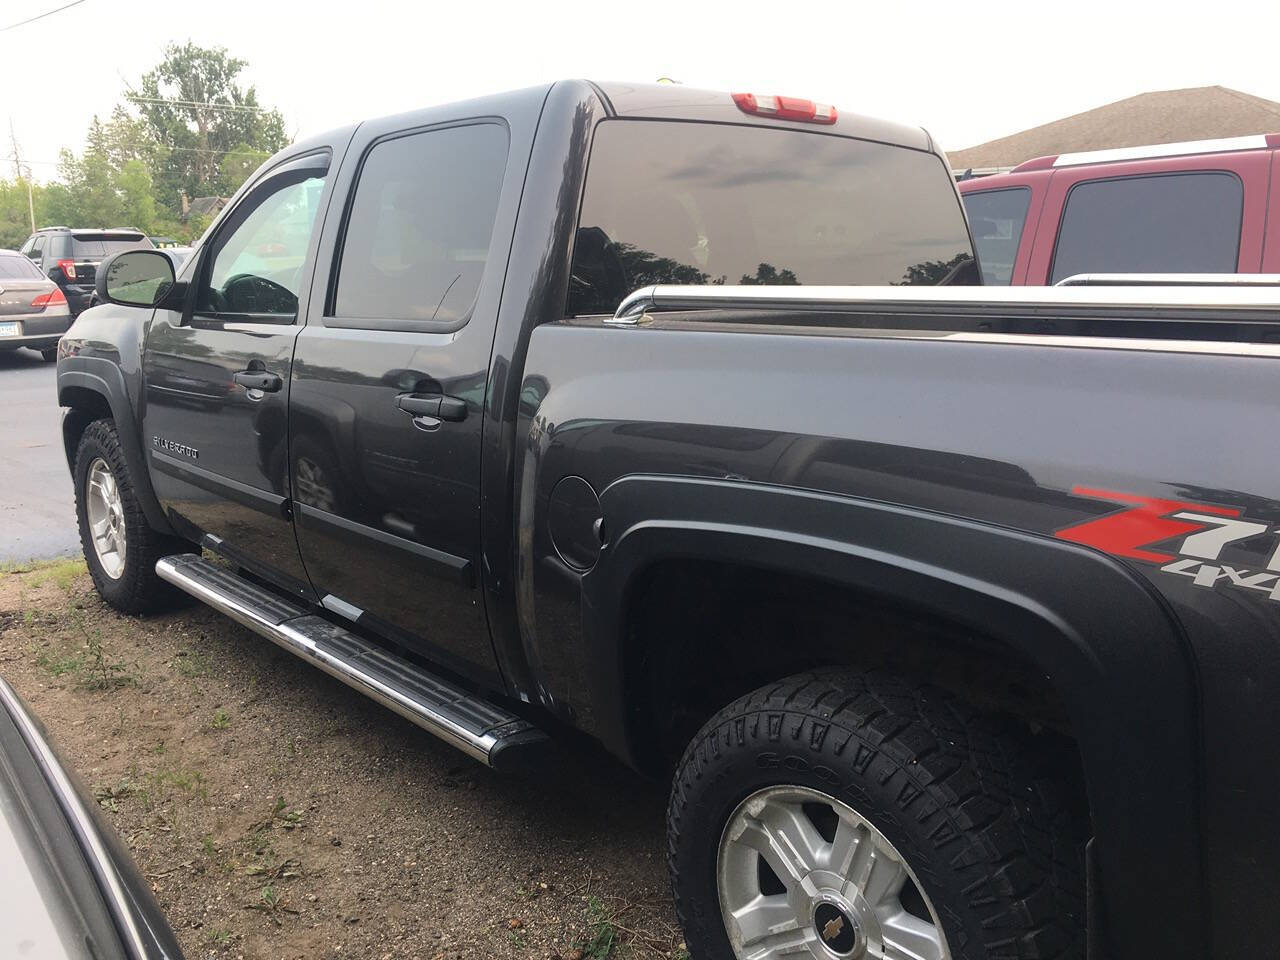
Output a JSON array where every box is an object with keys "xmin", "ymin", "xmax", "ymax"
[
  {"xmin": 592, "ymin": 81, "xmax": 933, "ymax": 152},
  {"xmin": 1009, "ymin": 132, "xmax": 1280, "ymax": 173},
  {"xmin": 292, "ymin": 80, "xmax": 936, "ymax": 161}
]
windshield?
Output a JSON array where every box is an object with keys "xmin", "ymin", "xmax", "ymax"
[{"xmin": 568, "ymin": 120, "xmax": 976, "ymax": 315}]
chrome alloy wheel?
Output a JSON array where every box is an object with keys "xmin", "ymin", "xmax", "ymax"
[
  {"xmin": 86, "ymin": 458, "xmax": 127, "ymax": 579},
  {"xmin": 717, "ymin": 786, "xmax": 950, "ymax": 960}
]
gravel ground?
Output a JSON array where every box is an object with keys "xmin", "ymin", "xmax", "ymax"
[{"xmin": 0, "ymin": 558, "xmax": 685, "ymax": 960}]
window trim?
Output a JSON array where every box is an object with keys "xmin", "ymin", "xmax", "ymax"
[
  {"xmin": 322, "ymin": 116, "xmax": 511, "ymax": 335},
  {"xmin": 963, "ymin": 185, "xmax": 1032, "ymax": 286},
  {"xmin": 189, "ymin": 149, "xmax": 331, "ymax": 327},
  {"xmin": 1048, "ymin": 169, "xmax": 1244, "ymax": 285}
]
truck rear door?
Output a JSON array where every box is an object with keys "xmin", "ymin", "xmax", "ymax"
[
  {"xmin": 143, "ymin": 149, "xmax": 336, "ymax": 599},
  {"xmin": 289, "ymin": 88, "xmax": 544, "ymax": 683},
  {"xmin": 1024, "ymin": 151, "xmax": 1270, "ymax": 283}
]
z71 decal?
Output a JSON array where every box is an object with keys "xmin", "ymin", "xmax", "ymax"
[{"xmin": 1056, "ymin": 486, "xmax": 1280, "ymax": 602}]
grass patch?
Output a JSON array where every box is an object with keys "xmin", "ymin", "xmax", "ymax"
[
  {"xmin": 211, "ymin": 708, "xmax": 230, "ymax": 730},
  {"xmin": 576, "ymin": 896, "xmax": 618, "ymax": 960},
  {"xmin": 38, "ymin": 651, "xmax": 84, "ymax": 677},
  {"xmin": 174, "ymin": 647, "xmax": 212, "ymax": 678},
  {"xmin": 28, "ymin": 557, "xmax": 88, "ymax": 591},
  {"xmin": 149, "ymin": 767, "xmax": 208, "ymax": 801}
]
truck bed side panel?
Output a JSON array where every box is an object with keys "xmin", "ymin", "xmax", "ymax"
[{"xmin": 516, "ymin": 319, "xmax": 1280, "ymax": 960}]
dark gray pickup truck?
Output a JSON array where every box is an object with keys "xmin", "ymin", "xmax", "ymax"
[{"xmin": 53, "ymin": 80, "xmax": 1280, "ymax": 960}]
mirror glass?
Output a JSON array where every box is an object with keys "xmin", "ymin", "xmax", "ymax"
[{"xmin": 104, "ymin": 251, "xmax": 175, "ymax": 306}]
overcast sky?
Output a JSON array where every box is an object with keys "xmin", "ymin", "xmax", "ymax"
[{"xmin": 3, "ymin": 0, "xmax": 1279, "ymax": 181}]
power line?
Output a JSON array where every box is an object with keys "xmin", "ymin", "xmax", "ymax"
[
  {"xmin": 0, "ymin": 0, "xmax": 88, "ymax": 32},
  {"xmin": 127, "ymin": 95, "xmax": 274, "ymax": 114}
]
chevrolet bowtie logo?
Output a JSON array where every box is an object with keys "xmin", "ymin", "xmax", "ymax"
[{"xmin": 822, "ymin": 914, "xmax": 845, "ymax": 942}]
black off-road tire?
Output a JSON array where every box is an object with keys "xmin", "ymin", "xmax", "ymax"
[
  {"xmin": 667, "ymin": 670, "xmax": 1086, "ymax": 960},
  {"xmin": 74, "ymin": 418, "xmax": 191, "ymax": 613}
]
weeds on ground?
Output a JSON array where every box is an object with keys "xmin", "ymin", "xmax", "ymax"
[
  {"xmin": 245, "ymin": 883, "xmax": 297, "ymax": 925},
  {"xmin": 28, "ymin": 557, "xmax": 87, "ymax": 591},
  {"xmin": 211, "ymin": 708, "xmax": 230, "ymax": 729},
  {"xmin": 94, "ymin": 778, "xmax": 135, "ymax": 813},
  {"xmin": 38, "ymin": 650, "xmax": 84, "ymax": 677},
  {"xmin": 174, "ymin": 647, "xmax": 212, "ymax": 677},
  {"xmin": 576, "ymin": 896, "xmax": 618, "ymax": 960},
  {"xmin": 149, "ymin": 767, "xmax": 208, "ymax": 801},
  {"xmin": 206, "ymin": 928, "xmax": 233, "ymax": 946}
]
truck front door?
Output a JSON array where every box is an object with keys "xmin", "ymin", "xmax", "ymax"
[
  {"xmin": 143, "ymin": 151, "xmax": 333, "ymax": 599},
  {"xmin": 290, "ymin": 95, "xmax": 536, "ymax": 684}
]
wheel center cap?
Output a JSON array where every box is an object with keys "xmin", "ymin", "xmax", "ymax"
[{"xmin": 813, "ymin": 901, "xmax": 859, "ymax": 955}]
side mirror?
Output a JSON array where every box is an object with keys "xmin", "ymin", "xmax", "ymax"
[{"xmin": 96, "ymin": 250, "xmax": 180, "ymax": 308}]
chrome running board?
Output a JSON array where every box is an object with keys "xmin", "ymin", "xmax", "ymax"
[{"xmin": 155, "ymin": 554, "xmax": 550, "ymax": 772}]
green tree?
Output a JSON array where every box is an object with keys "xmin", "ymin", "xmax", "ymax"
[
  {"xmin": 0, "ymin": 178, "xmax": 42, "ymax": 249},
  {"xmin": 741, "ymin": 262, "xmax": 800, "ymax": 285},
  {"xmin": 130, "ymin": 42, "xmax": 288, "ymax": 210},
  {"xmin": 218, "ymin": 142, "xmax": 270, "ymax": 195},
  {"xmin": 116, "ymin": 160, "xmax": 157, "ymax": 232}
]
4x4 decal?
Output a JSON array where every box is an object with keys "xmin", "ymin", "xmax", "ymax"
[{"xmin": 1057, "ymin": 486, "xmax": 1280, "ymax": 601}]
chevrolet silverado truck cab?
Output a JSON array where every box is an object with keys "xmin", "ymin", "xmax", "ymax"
[{"xmin": 55, "ymin": 81, "xmax": 1280, "ymax": 960}]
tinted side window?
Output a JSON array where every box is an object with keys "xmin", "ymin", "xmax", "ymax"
[
  {"xmin": 962, "ymin": 188, "xmax": 1031, "ymax": 285},
  {"xmin": 1050, "ymin": 172, "xmax": 1242, "ymax": 283},
  {"xmin": 331, "ymin": 123, "xmax": 508, "ymax": 329},
  {"xmin": 29, "ymin": 237, "xmax": 45, "ymax": 263}
]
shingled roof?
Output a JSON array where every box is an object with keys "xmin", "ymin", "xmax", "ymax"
[{"xmin": 948, "ymin": 86, "xmax": 1280, "ymax": 171}]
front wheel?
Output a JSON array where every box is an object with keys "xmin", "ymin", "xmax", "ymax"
[
  {"xmin": 667, "ymin": 671, "xmax": 1085, "ymax": 960},
  {"xmin": 74, "ymin": 419, "xmax": 191, "ymax": 613}
]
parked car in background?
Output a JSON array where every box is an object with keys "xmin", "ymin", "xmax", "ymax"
[
  {"xmin": 19, "ymin": 228, "xmax": 153, "ymax": 316},
  {"xmin": 0, "ymin": 675, "xmax": 184, "ymax": 959},
  {"xmin": 0, "ymin": 249, "xmax": 73, "ymax": 361},
  {"xmin": 959, "ymin": 133, "xmax": 1280, "ymax": 283}
]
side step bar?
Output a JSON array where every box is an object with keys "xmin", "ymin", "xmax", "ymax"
[{"xmin": 155, "ymin": 554, "xmax": 551, "ymax": 773}]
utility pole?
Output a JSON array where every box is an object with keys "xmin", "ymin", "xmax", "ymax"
[{"xmin": 9, "ymin": 118, "xmax": 36, "ymax": 232}]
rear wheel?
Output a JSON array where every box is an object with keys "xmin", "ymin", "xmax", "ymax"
[
  {"xmin": 667, "ymin": 670, "xmax": 1086, "ymax": 960},
  {"xmin": 75, "ymin": 419, "xmax": 191, "ymax": 613}
]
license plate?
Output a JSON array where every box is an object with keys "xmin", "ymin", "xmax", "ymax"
[{"xmin": 0, "ymin": 322, "xmax": 19, "ymax": 338}]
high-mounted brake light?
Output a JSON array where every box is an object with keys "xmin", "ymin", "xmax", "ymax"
[
  {"xmin": 56, "ymin": 258, "xmax": 77, "ymax": 280},
  {"xmin": 31, "ymin": 288, "xmax": 67, "ymax": 308},
  {"xmin": 732, "ymin": 92, "xmax": 837, "ymax": 125}
]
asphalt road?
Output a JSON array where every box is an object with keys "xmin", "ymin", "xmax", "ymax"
[{"xmin": 0, "ymin": 347, "xmax": 79, "ymax": 564}]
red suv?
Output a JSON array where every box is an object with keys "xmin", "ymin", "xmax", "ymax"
[{"xmin": 958, "ymin": 134, "xmax": 1280, "ymax": 284}]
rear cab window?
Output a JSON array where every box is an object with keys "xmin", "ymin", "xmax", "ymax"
[
  {"xmin": 962, "ymin": 188, "xmax": 1032, "ymax": 285},
  {"xmin": 567, "ymin": 120, "xmax": 976, "ymax": 316},
  {"xmin": 1049, "ymin": 172, "xmax": 1243, "ymax": 283}
]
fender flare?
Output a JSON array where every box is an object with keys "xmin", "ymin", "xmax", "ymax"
[
  {"xmin": 582, "ymin": 474, "xmax": 1204, "ymax": 960},
  {"xmin": 58, "ymin": 356, "xmax": 173, "ymax": 535}
]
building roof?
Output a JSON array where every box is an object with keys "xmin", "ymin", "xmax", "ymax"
[
  {"xmin": 948, "ymin": 86, "xmax": 1280, "ymax": 171},
  {"xmin": 185, "ymin": 196, "xmax": 228, "ymax": 218}
]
